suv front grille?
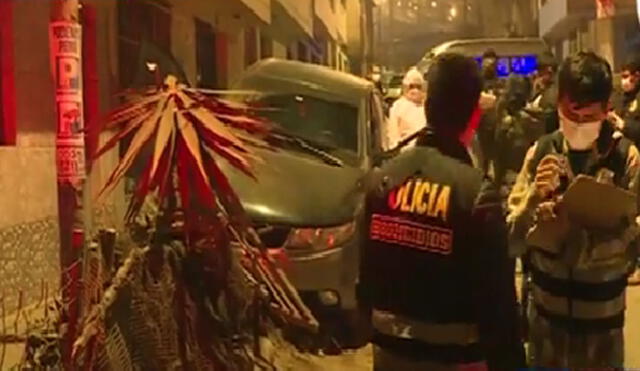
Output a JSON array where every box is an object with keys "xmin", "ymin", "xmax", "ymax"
[{"xmin": 254, "ymin": 225, "xmax": 291, "ymax": 248}]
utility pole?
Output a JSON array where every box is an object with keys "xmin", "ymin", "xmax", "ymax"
[{"xmin": 49, "ymin": 0, "xmax": 86, "ymax": 367}]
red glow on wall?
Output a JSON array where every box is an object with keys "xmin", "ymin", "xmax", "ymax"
[
  {"xmin": 0, "ymin": 0, "xmax": 17, "ymax": 145},
  {"xmin": 215, "ymin": 32, "xmax": 229, "ymax": 88},
  {"xmin": 82, "ymin": 3, "xmax": 99, "ymax": 168}
]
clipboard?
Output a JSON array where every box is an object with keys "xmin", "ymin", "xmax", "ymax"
[{"xmin": 562, "ymin": 175, "xmax": 637, "ymax": 229}]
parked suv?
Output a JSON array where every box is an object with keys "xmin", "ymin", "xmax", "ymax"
[{"xmin": 222, "ymin": 59, "xmax": 389, "ymax": 346}]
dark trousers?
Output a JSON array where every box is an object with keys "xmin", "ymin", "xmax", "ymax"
[{"xmin": 373, "ymin": 346, "xmax": 488, "ymax": 371}]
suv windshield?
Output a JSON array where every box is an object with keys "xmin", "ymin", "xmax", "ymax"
[{"xmin": 253, "ymin": 94, "xmax": 360, "ymax": 165}]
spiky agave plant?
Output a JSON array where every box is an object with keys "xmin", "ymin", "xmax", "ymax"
[
  {"xmin": 73, "ymin": 76, "xmax": 318, "ymax": 369},
  {"xmin": 95, "ymin": 75, "xmax": 268, "ymax": 223}
]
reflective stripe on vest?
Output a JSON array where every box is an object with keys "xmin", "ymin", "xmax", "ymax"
[
  {"xmin": 531, "ymin": 250, "xmax": 630, "ymax": 283},
  {"xmin": 371, "ymin": 309, "xmax": 479, "ymax": 346},
  {"xmin": 532, "ymin": 284, "xmax": 625, "ymax": 320}
]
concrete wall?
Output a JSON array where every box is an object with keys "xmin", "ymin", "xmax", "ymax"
[
  {"xmin": 335, "ymin": 0, "xmax": 347, "ymax": 44},
  {"xmin": 592, "ymin": 15, "xmax": 631, "ymax": 71},
  {"xmin": 539, "ymin": 0, "xmax": 637, "ymax": 71},
  {"xmin": 0, "ymin": 0, "xmax": 125, "ymax": 314},
  {"xmin": 0, "ymin": 0, "xmax": 60, "ymax": 314},
  {"xmin": 239, "ymin": 0, "xmax": 271, "ymax": 23},
  {"xmin": 227, "ymin": 27, "xmax": 247, "ymax": 86},
  {"xmin": 276, "ymin": 0, "xmax": 314, "ymax": 37},
  {"xmin": 171, "ymin": 12, "xmax": 198, "ymax": 86},
  {"xmin": 315, "ymin": 0, "xmax": 338, "ymax": 40}
]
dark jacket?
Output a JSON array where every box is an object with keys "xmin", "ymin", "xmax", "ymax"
[
  {"xmin": 479, "ymin": 78, "xmax": 504, "ymax": 137},
  {"xmin": 495, "ymin": 76, "xmax": 541, "ymax": 181},
  {"xmin": 506, "ymin": 124, "xmax": 640, "ymax": 367},
  {"xmin": 530, "ymin": 80, "xmax": 558, "ymax": 111},
  {"xmin": 362, "ymin": 131, "xmax": 524, "ymax": 369},
  {"xmin": 527, "ymin": 78, "xmax": 558, "ymax": 135},
  {"xmin": 613, "ymin": 87, "xmax": 640, "ymax": 147}
]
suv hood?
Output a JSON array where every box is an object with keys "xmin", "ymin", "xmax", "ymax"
[{"xmin": 219, "ymin": 148, "xmax": 364, "ymax": 227}]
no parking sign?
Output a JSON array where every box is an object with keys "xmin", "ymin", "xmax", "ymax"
[{"xmin": 49, "ymin": 21, "xmax": 85, "ymax": 184}]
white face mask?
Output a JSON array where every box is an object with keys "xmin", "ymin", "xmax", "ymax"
[
  {"xmin": 405, "ymin": 88, "xmax": 424, "ymax": 104},
  {"xmin": 559, "ymin": 111, "xmax": 602, "ymax": 150},
  {"xmin": 621, "ymin": 77, "xmax": 635, "ymax": 93}
]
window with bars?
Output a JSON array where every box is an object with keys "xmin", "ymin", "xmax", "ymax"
[
  {"xmin": 245, "ymin": 27, "xmax": 258, "ymax": 67},
  {"xmin": 260, "ymin": 33, "xmax": 273, "ymax": 60},
  {"xmin": 298, "ymin": 42, "xmax": 308, "ymax": 62},
  {"xmin": 117, "ymin": 0, "xmax": 172, "ymax": 88},
  {"xmin": 195, "ymin": 19, "xmax": 218, "ymax": 88}
]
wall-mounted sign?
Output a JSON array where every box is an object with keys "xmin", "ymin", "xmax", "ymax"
[{"xmin": 49, "ymin": 21, "xmax": 85, "ymax": 184}]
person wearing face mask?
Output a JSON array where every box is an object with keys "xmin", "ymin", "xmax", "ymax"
[
  {"xmin": 610, "ymin": 56, "xmax": 640, "ymax": 150},
  {"xmin": 610, "ymin": 55, "xmax": 640, "ymax": 285},
  {"xmin": 361, "ymin": 53, "xmax": 525, "ymax": 371},
  {"xmin": 507, "ymin": 51, "xmax": 640, "ymax": 368},
  {"xmin": 385, "ymin": 68, "xmax": 427, "ymax": 150}
]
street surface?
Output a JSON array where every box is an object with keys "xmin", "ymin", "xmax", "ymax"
[{"xmin": 282, "ymin": 285, "xmax": 640, "ymax": 370}]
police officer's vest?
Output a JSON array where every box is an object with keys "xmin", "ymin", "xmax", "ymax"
[
  {"xmin": 364, "ymin": 140, "xmax": 486, "ymax": 363},
  {"xmin": 527, "ymin": 127, "xmax": 634, "ymax": 333}
]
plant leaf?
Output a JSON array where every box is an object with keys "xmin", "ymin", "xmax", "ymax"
[
  {"xmin": 177, "ymin": 91, "xmax": 245, "ymax": 150},
  {"xmin": 196, "ymin": 120, "xmax": 251, "ymax": 155},
  {"xmin": 98, "ymin": 96, "xmax": 168, "ymax": 199},
  {"xmin": 202, "ymin": 154, "xmax": 251, "ymax": 232},
  {"xmin": 204, "ymin": 145, "xmax": 255, "ymax": 180},
  {"xmin": 150, "ymin": 130, "xmax": 175, "ymax": 201},
  {"xmin": 150, "ymin": 96, "xmax": 176, "ymax": 180},
  {"xmin": 176, "ymin": 113, "xmax": 209, "ymax": 188},
  {"xmin": 125, "ymin": 155, "xmax": 154, "ymax": 222},
  {"xmin": 175, "ymin": 137, "xmax": 193, "ymax": 229},
  {"xmin": 94, "ymin": 110, "xmax": 154, "ymax": 159},
  {"xmin": 106, "ymin": 94, "xmax": 163, "ymax": 128}
]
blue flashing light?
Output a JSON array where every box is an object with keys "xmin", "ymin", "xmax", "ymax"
[{"xmin": 475, "ymin": 55, "xmax": 538, "ymax": 78}]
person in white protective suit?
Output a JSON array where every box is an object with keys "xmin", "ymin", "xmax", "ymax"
[{"xmin": 385, "ymin": 68, "xmax": 427, "ymax": 150}]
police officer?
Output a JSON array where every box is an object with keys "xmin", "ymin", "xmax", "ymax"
[
  {"xmin": 508, "ymin": 51, "xmax": 640, "ymax": 368},
  {"xmin": 495, "ymin": 74, "xmax": 536, "ymax": 191},
  {"xmin": 610, "ymin": 55, "xmax": 640, "ymax": 151},
  {"xmin": 362, "ymin": 53, "xmax": 525, "ymax": 370},
  {"xmin": 610, "ymin": 55, "xmax": 640, "ymax": 285},
  {"xmin": 527, "ymin": 52, "xmax": 560, "ymax": 134}
]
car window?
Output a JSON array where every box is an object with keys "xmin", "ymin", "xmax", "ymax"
[{"xmin": 253, "ymin": 94, "xmax": 360, "ymax": 164}]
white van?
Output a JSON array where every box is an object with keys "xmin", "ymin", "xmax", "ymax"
[{"xmin": 417, "ymin": 37, "xmax": 550, "ymax": 77}]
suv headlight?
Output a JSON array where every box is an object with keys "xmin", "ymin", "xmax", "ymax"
[{"xmin": 284, "ymin": 222, "xmax": 356, "ymax": 250}]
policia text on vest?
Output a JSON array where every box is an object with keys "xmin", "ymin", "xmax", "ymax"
[{"xmin": 371, "ymin": 178, "xmax": 453, "ymax": 254}]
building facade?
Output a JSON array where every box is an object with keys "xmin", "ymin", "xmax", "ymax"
[
  {"xmin": 538, "ymin": 0, "xmax": 639, "ymax": 70},
  {"xmin": 0, "ymin": 0, "xmax": 126, "ymax": 319},
  {"xmin": 346, "ymin": 0, "xmax": 377, "ymax": 75},
  {"xmin": 0, "ymin": 0, "xmax": 368, "ymax": 321},
  {"xmin": 375, "ymin": 0, "xmax": 541, "ymax": 71}
]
